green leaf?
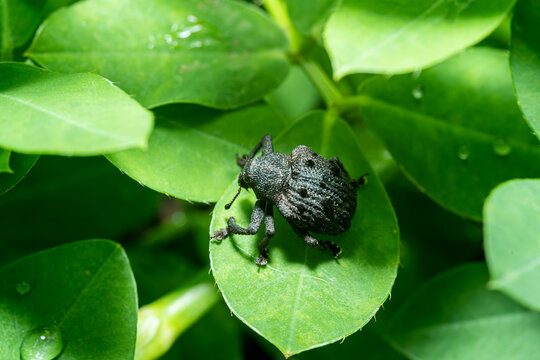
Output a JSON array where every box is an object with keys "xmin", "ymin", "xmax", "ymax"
[
  {"xmin": 210, "ymin": 111, "xmax": 399, "ymax": 357},
  {"xmin": 0, "ymin": 156, "xmax": 160, "ymax": 266},
  {"xmin": 265, "ymin": 66, "xmax": 321, "ymax": 122},
  {"xmin": 27, "ymin": 0, "xmax": 290, "ymax": 109},
  {"xmin": 324, "ymin": 0, "xmax": 516, "ymax": 77},
  {"xmin": 0, "ymin": 0, "xmax": 45, "ymax": 58},
  {"xmin": 0, "ymin": 62, "xmax": 153, "ymax": 155},
  {"xmin": 107, "ymin": 104, "xmax": 287, "ymax": 202},
  {"xmin": 510, "ymin": 0, "xmax": 540, "ymax": 139},
  {"xmin": 0, "ymin": 152, "xmax": 38, "ymax": 196},
  {"xmin": 285, "ymin": 0, "xmax": 338, "ymax": 35},
  {"xmin": 0, "ymin": 239, "xmax": 138, "ymax": 360},
  {"xmin": 484, "ymin": 179, "xmax": 540, "ymax": 312},
  {"xmin": 386, "ymin": 263, "xmax": 540, "ymax": 360},
  {"xmin": 0, "ymin": 148, "xmax": 12, "ymax": 173},
  {"xmin": 358, "ymin": 47, "xmax": 540, "ymax": 220}
]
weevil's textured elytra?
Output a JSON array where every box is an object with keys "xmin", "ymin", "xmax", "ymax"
[{"xmin": 212, "ymin": 134, "xmax": 367, "ymax": 266}]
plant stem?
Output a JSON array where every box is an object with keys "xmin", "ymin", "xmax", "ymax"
[
  {"xmin": 299, "ymin": 56, "xmax": 343, "ymax": 107},
  {"xmin": 134, "ymin": 271, "xmax": 219, "ymax": 360},
  {"xmin": 264, "ymin": 0, "xmax": 301, "ymax": 53}
]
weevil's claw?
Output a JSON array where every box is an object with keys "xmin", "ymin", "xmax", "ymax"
[
  {"xmin": 321, "ymin": 240, "xmax": 342, "ymax": 258},
  {"xmin": 236, "ymin": 153, "xmax": 249, "ymax": 167},
  {"xmin": 211, "ymin": 228, "xmax": 229, "ymax": 242},
  {"xmin": 256, "ymin": 248, "xmax": 269, "ymax": 266}
]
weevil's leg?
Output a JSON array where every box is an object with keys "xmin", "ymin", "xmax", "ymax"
[
  {"xmin": 247, "ymin": 134, "xmax": 273, "ymax": 159},
  {"xmin": 292, "ymin": 227, "xmax": 342, "ymax": 258},
  {"xmin": 227, "ymin": 200, "xmax": 266, "ymax": 235},
  {"xmin": 256, "ymin": 204, "xmax": 275, "ymax": 266},
  {"xmin": 261, "ymin": 134, "xmax": 273, "ymax": 156},
  {"xmin": 352, "ymin": 172, "xmax": 369, "ymax": 188},
  {"xmin": 236, "ymin": 153, "xmax": 250, "ymax": 167}
]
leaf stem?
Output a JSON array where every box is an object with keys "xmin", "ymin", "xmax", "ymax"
[
  {"xmin": 134, "ymin": 271, "xmax": 219, "ymax": 360},
  {"xmin": 263, "ymin": 0, "xmax": 302, "ymax": 53},
  {"xmin": 298, "ymin": 56, "xmax": 343, "ymax": 107}
]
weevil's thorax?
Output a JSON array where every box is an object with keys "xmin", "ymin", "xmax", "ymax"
[{"xmin": 239, "ymin": 152, "xmax": 291, "ymax": 204}]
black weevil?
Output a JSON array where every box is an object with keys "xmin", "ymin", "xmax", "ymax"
[{"xmin": 212, "ymin": 134, "xmax": 367, "ymax": 266}]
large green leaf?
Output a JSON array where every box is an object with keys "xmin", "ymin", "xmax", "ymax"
[
  {"xmin": 0, "ymin": 62, "xmax": 153, "ymax": 155},
  {"xmin": 0, "ymin": 149, "xmax": 12, "ymax": 173},
  {"xmin": 0, "ymin": 240, "xmax": 138, "ymax": 360},
  {"xmin": 107, "ymin": 104, "xmax": 287, "ymax": 202},
  {"xmin": 484, "ymin": 179, "xmax": 540, "ymax": 312},
  {"xmin": 210, "ymin": 111, "xmax": 399, "ymax": 357},
  {"xmin": 386, "ymin": 263, "xmax": 540, "ymax": 360},
  {"xmin": 0, "ymin": 0, "xmax": 45, "ymax": 59},
  {"xmin": 324, "ymin": 0, "xmax": 516, "ymax": 77},
  {"xmin": 358, "ymin": 47, "xmax": 540, "ymax": 220},
  {"xmin": 27, "ymin": 0, "xmax": 290, "ymax": 109},
  {"xmin": 510, "ymin": 0, "xmax": 540, "ymax": 139},
  {"xmin": 0, "ymin": 156, "xmax": 160, "ymax": 266},
  {"xmin": 285, "ymin": 0, "xmax": 338, "ymax": 35},
  {"xmin": 0, "ymin": 152, "xmax": 38, "ymax": 196}
]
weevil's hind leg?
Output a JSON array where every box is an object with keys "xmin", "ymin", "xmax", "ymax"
[
  {"xmin": 256, "ymin": 204, "xmax": 275, "ymax": 266},
  {"xmin": 352, "ymin": 172, "xmax": 369, "ymax": 188},
  {"xmin": 227, "ymin": 200, "xmax": 266, "ymax": 235},
  {"xmin": 292, "ymin": 227, "xmax": 342, "ymax": 258}
]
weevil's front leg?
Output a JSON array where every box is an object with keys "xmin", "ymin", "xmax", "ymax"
[
  {"xmin": 211, "ymin": 200, "xmax": 266, "ymax": 241},
  {"xmin": 246, "ymin": 134, "xmax": 273, "ymax": 159},
  {"xmin": 227, "ymin": 200, "xmax": 266, "ymax": 234},
  {"xmin": 291, "ymin": 227, "xmax": 342, "ymax": 258},
  {"xmin": 256, "ymin": 204, "xmax": 275, "ymax": 266}
]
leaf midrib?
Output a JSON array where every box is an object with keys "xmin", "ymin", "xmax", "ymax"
[
  {"xmin": 351, "ymin": 0, "xmax": 448, "ymax": 63},
  {"xmin": 0, "ymin": 92, "xmax": 136, "ymax": 144}
]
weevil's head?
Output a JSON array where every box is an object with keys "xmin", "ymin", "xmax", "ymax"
[
  {"xmin": 224, "ymin": 157, "xmax": 253, "ymax": 210},
  {"xmin": 225, "ymin": 153, "xmax": 291, "ymax": 209}
]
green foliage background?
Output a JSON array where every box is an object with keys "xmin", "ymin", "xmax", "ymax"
[{"xmin": 1, "ymin": 0, "xmax": 539, "ymax": 359}]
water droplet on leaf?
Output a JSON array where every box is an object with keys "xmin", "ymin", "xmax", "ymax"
[
  {"xmin": 492, "ymin": 139, "xmax": 512, "ymax": 157},
  {"xmin": 20, "ymin": 326, "xmax": 64, "ymax": 360},
  {"xmin": 412, "ymin": 84, "xmax": 424, "ymax": 100},
  {"xmin": 457, "ymin": 145, "xmax": 470, "ymax": 160},
  {"xmin": 411, "ymin": 69, "xmax": 422, "ymax": 79},
  {"xmin": 16, "ymin": 281, "xmax": 31, "ymax": 296}
]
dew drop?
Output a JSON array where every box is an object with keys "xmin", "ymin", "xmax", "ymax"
[
  {"xmin": 177, "ymin": 30, "xmax": 192, "ymax": 39},
  {"xmin": 164, "ymin": 34, "xmax": 173, "ymax": 44},
  {"xmin": 187, "ymin": 15, "xmax": 198, "ymax": 23},
  {"xmin": 20, "ymin": 326, "xmax": 64, "ymax": 360},
  {"xmin": 492, "ymin": 139, "xmax": 512, "ymax": 157},
  {"xmin": 412, "ymin": 84, "xmax": 424, "ymax": 100},
  {"xmin": 411, "ymin": 69, "xmax": 422, "ymax": 79},
  {"xmin": 16, "ymin": 281, "xmax": 31, "ymax": 296},
  {"xmin": 189, "ymin": 40, "xmax": 203, "ymax": 49},
  {"xmin": 457, "ymin": 145, "xmax": 470, "ymax": 161}
]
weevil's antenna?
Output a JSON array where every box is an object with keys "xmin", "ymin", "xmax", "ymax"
[{"xmin": 225, "ymin": 186, "xmax": 242, "ymax": 209}]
